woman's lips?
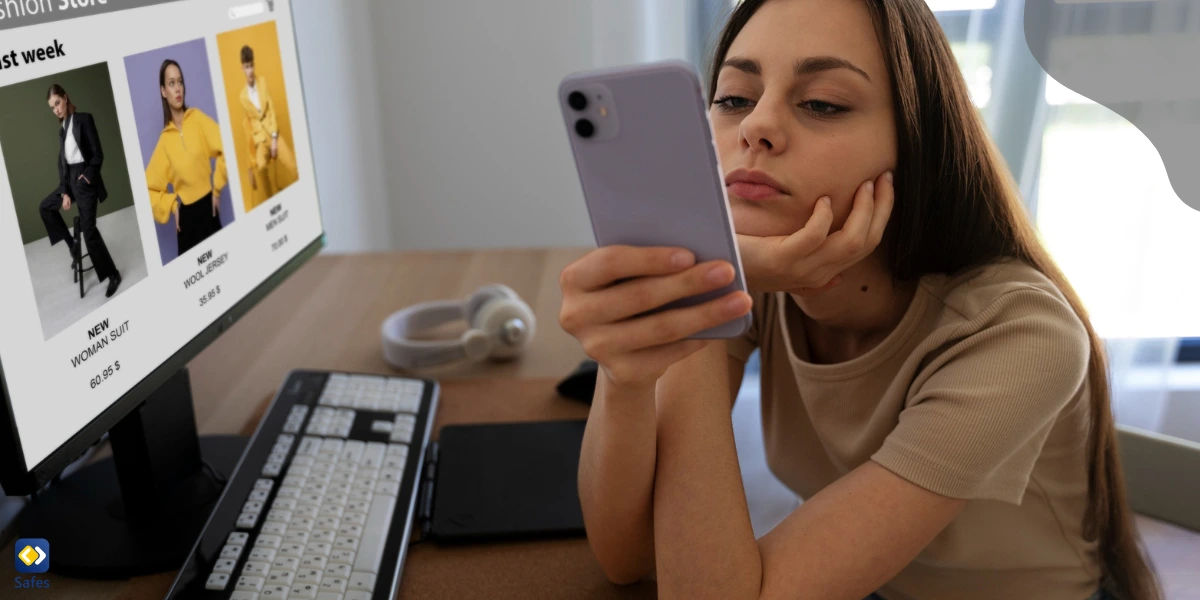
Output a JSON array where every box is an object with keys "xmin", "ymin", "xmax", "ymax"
[{"xmin": 728, "ymin": 182, "xmax": 788, "ymax": 201}]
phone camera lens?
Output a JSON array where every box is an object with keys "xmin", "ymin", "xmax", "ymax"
[
  {"xmin": 575, "ymin": 119, "xmax": 595, "ymax": 138},
  {"xmin": 568, "ymin": 91, "xmax": 588, "ymax": 111}
]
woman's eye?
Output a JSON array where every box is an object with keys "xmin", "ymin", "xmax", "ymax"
[
  {"xmin": 801, "ymin": 100, "xmax": 847, "ymax": 116},
  {"xmin": 713, "ymin": 95, "xmax": 754, "ymax": 112}
]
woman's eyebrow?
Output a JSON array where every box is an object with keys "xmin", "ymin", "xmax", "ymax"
[
  {"xmin": 720, "ymin": 55, "xmax": 872, "ymax": 83},
  {"xmin": 795, "ymin": 56, "xmax": 871, "ymax": 82}
]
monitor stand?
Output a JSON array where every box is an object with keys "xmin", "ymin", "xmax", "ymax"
[{"xmin": 16, "ymin": 368, "xmax": 248, "ymax": 579}]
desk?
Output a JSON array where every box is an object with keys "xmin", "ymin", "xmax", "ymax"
[{"xmin": 3, "ymin": 249, "xmax": 656, "ymax": 599}]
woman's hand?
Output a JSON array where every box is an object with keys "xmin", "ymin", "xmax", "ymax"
[
  {"xmin": 61, "ymin": 194, "xmax": 71, "ymax": 211},
  {"xmin": 559, "ymin": 246, "xmax": 752, "ymax": 391},
  {"xmin": 173, "ymin": 200, "xmax": 181, "ymax": 232},
  {"xmin": 212, "ymin": 193, "xmax": 219, "ymax": 217},
  {"xmin": 738, "ymin": 171, "xmax": 894, "ymax": 294},
  {"xmin": 77, "ymin": 174, "xmax": 90, "ymax": 185}
]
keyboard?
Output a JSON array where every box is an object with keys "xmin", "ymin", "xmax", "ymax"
[{"xmin": 167, "ymin": 370, "xmax": 440, "ymax": 600}]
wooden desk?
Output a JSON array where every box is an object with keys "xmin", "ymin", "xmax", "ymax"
[{"xmin": 3, "ymin": 249, "xmax": 658, "ymax": 599}]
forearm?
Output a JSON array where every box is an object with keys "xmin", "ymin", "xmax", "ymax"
[
  {"xmin": 578, "ymin": 374, "xmax": 658, "ymax": 584},
  {"xmin": 653, "ymin": 344, "xmax": 761, "ymax": 599}
]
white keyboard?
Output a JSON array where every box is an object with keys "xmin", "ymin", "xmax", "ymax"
[{"xmin": 167, "ymin": 370, "xmax": 439, "ymax": 600}]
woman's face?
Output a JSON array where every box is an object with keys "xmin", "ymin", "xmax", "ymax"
[
  {"xmin": 711, "ymin": 0, "xmax": 897, "ymax": 238},
  {"xmin": 47, "ymin": 94, "xmax": 67, "ymax": 120},
  {"xmin": 161, "ymin": 64, "xmax": 185, "ymax": 111}
]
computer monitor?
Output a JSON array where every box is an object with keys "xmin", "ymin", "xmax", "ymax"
[{"xmin": 0, "ymin": 0, "xmax": 324, "ymax": 577}]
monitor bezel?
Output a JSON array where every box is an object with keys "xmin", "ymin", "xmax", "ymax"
[{"xmin": 0, "ymin": 1, "xmax": 327, "ymax": 497}]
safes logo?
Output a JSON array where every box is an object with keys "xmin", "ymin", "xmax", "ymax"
[{"xmin": 14, "ymin": 539, "xmax": 48, "ymax": 573}]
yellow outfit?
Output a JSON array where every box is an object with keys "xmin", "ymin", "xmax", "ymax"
[
  {"xmin": 240, "ymin": 74, "xmax": 297, "ymax": 210},
  {"xmin": 146, "ymin": 107, "xmax": 228, "ymax": 225}
]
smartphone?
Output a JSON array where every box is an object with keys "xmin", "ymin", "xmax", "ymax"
[{"xmin": 558, "ymin": 60, "xmax": 751, "ymax": 339}]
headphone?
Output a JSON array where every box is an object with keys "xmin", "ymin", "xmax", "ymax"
[{"xmin": 381, "ymin": 284, "xmax": 537, "ymax": 370}]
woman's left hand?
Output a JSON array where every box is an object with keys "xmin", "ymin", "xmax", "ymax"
[
  {"xmin": 737, "ymin": 170, "xmax": 894, "ymax": 294},
  {"xmin": 77, "ymin": 174, "xmax": 90, "ymax": 185}
]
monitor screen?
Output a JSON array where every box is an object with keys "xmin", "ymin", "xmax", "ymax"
[{"xmin": 0, "ymin": 0, "xmax": 323, "ymax": 469}]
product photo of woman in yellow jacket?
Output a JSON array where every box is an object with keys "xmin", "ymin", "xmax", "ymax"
[
  {"xmin": 239, "ymin": 45, "xmax": 297, "ymax": 210},
  {"xmin": 146, "ymin": 58, "xmax": 228, "ymax": 255}
]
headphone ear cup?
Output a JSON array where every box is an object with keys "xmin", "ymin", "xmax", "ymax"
[{"xmin": 471, "ymin": 295, "xmax": 536, "ymax": 360}]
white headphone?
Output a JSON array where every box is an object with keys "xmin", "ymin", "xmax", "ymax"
[{"xmin": 381, "ymin": 284, "xmax": 537, "ymax": 370}]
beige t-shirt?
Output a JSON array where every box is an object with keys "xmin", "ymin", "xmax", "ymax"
[{"xmin": 727, "ymin": 259, "xmax": 1102, "ymax": 600}]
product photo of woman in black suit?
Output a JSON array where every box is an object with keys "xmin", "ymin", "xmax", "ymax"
[{"xmin": 38, "ymin": 83, "xmax": 121, "ymax": 298}]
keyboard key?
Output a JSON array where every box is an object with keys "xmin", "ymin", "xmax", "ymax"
[
  {"xmin": 370, "ymin": 420, "xmax": 392, "ymax": 434},
  {"xmin": 348, "ymin": 572, "xmax": 375, "ymax": 592},
  {"xmin": 256, "ymin": 534, "xmax": 283, "ymax": 550},
  {"xmin": 337, "ymin": 524, "xmax": 364, "ymax": 538},
  {"xmin": 294, "ymin": 505, "xmax": 321, "ymax": 519},
  {"xmin": 340, "ymin": 441, "xmax": 365, "ymax": 463},
  {"xmin": 344, "ymin": 590, "xmax": 372, "ymax": 600},
  {"xmin": 334, "ymin": 537, "xmax": 360, "ymax": 552},
  {"xmin": 261, "ymin": 521, "xmax": 287, "ymax": 536},
  {"xmin": 235, "ymin": 575, "xmax": 265, "ymax": 592},
  {"xmin": 272, "ymin": 498, "xmax": 298, "ymax": 512},
  {"xmin": 386, "ymin": 443, "xmax": 408, "ymax": 457},
  {"xmin": 325, "ymin": 494, "xmax": 350, "ymax": 507},
  {"xmin": 345, "ymin": 500, "xmax": 370, "ymax": 514},
  {"xmin": 243, "ymin": 501, "xmax": 265, "ymax": 514},
  {"xmin": 263, "ymin": 462, "xmax": 284, "ymax": 477},
  {"xmin": 291, "ymin": 517, "xmax": 317, "ymax": 532},
  {"xmin": 287, "ymin": 465, "xmax": 312, "ymax": 478},
  {"xmin": 260, "ymin": 584, "xmax": 289, "ymax": 598},
  {"xmin": 320, "ymin": 576, "xmax": 349, "ymax": 594},
  {"xmin": 284, "ymin": 531, "xmax": 311, "ymax": 545},
  {"xmin": 353, "ymin": 493, "xmax": 397, "ymax": 574},
  {"xmin": 325, "ymin": 563, "xmax": 352, "ymax": 579},
  {"xmin": 265, "ymin": 509, "xmax": 293, "ymax": 523},
  {"xmin": 348, "ymin": 489, "xmax": 374, "ymax": 503},
  {"xmin": 311, "ymin": 529, "xmax": 336, "ymax": 544},
  {"xmin": 341, "ymin": 512, "xmax": 366, "ymax": 526},
  {"xmin": 231, "ymin": 591, "xmax": 260, "ymax": 600},
  {"xmin": 228, "ymin": 533, "xmax": 250, "ymax": 547},
  {"xmin": 295, "ymin": 568, "xmax": 324, "ymax": 584},
  {"xmin": 279, "ymin": 543, "xmax": 306, "ymax": 558},
  {"xmin": 237, "ymin": 513, "xmax": 258, "ymax": 529},
  {"xmin": 205, "ymin": 572, "xmax": 230, "ymax": 590},
  {"xmin": 212, "ymin": 557, "xmax": 238, "ymax": 574},
  {"xmin": 220, "ymin": 544, "xmax": 243, "ymax": 560},
  {"xmin": 383, "ymin": 456, "xmax": 406, "ymax": 470},
  {"xmin": 329, "ymin": 549, "xmax": 356, "ymax": 566},
  {"xmin": 297, "ymin": 437, "xmax": 322, "ymax": 456},
  {"xmin": 318, "ymin": 505, "xmax": 344, "ymax": 518},
  {"xmin": 282, "ymin": 475, "xmax": 307, "ymax": 488},
  {"xmin": 306, "ymin": 542, "xmax": 334, "ymax": 557},
  {"xmin": 314, "ymin": 516, "xmax": 341, "ymax": 531},
  {"xmin": 249, "ymin": 489, "xmax": 270, "ymax": 503},
  {"xmin": 265, "ymin": 570, "xmax": 295, "ymax": 586},
  {"xmin": 248, "ymin": 547, "xmax": 277, "ymax": 563},
  {"xmin": 375, "ymin": 481, "xmax": 400, "ymax": 497},
  {"xmin": 292, "ymin": 455, "xmax": 316, "ymax": 467},
  {"xmin": 289, "ymin": 583, "xmax": 321, "ymax": 599},
  {"xmin": 255, "ymin": 478, "xmax": 275, "ymax": 491},
  {"xmin": 276, "ymin": 487, "xmax": 302, "ymax": 500},
  {"xmin": 300, "ymin": 554, "xmax": 329, "ymax": 570},
  {"xmin": 271, "ymin": 556, "xmax": 300, "ymax": 572},
  {"xmin": 242, "ymin": 561, "xmax": 271, "ymax": 577}
]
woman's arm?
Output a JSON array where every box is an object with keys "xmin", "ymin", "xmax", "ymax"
[
  {"xmin": 651, "ymin": 342, "xmax": 965, "ymax": 600},
  {"xmin": 145, "ymin": 140, "xmax": 175, "ymax": 225},
  {"xmin": 81, "ymin": 114, "xmax": 103, "ymax": 184},
  {"xmin": 580, "ymin": 342, "xmax": 747, "ymax": 585},
  {"xmin": 198, "ymin": 111, "xmax": 228, "ymax": 197}
]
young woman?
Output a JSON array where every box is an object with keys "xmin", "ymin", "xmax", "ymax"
[
  {"xmin": 238, "ymin": 44, "xmax": 297, "ymax": 210},
  {"xmin": 145, "ymin": 59, "xmax": 228, "ymax": 255},
  {"xmin": 40, "ymin": 84, "xmax": 122, "ymax": 297},
  {"xmin": 558, "ymin": 1, "xmax": 1161, "ymax": 599}
]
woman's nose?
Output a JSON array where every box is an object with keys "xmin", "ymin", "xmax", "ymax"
[{"xmin": 739, "ymin": 101, "xmax": 788, "ymax": 155}]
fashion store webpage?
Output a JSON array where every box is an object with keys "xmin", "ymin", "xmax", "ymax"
[{"xmin": 0, "ymin": 0, "xmax": 323, "ymax": 467}]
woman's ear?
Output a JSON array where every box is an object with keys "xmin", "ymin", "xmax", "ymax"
[{"xmin": 160, "ymin": 87, "xmax": 167, "ymax": 100}]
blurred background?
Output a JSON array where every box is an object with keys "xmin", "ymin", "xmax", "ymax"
[{"xmin": 292, "ymin": 0, "xmax": 1200, "ymax": 449}]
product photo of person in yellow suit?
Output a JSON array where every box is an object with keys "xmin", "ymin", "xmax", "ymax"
[{"xmin": 237, "ymin": 44, "xmax": 298, "ymax": 211}]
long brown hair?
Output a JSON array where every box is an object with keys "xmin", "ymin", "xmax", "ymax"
[
  {"xmin": 708, "ymin": 2, "xmax": 1160, "ymax": 599},
  {"xmin": 45, "ymin": 83, "xmax": 75, "ymax": 123},
  {"xmin": 159, "ymin": 59, "xmax": 187, "ymax": 129}
]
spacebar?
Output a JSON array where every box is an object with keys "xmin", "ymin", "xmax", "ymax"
[{"xmin": 353, "ymin": 493, "xmax": 398, "ymax": 574}]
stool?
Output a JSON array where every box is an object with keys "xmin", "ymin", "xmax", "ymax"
[{"xmin": 72, "ymin": 215, "xmax": 93, "ymax": 298}]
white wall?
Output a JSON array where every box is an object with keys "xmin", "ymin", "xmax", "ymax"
[
  {"xmin": 291, "ymin": 0, "xmax": 392, "ymax": 253},
  {"xmin": 369, "ymin": 0, "xmax": 695, "ymax": 250}
]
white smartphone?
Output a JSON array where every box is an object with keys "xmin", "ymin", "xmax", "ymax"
[{"xmin": 558, "ymin": 60, "xmax": 751, "ymax": 339}]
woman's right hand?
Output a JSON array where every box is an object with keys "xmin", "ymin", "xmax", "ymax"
[
  {"xmin": 173, "ymin": 200, "xmax": 181, "ymax": 232},
  {"xmin": 559, "ymin": 246, "xmax": 752, "ymax": 391}
]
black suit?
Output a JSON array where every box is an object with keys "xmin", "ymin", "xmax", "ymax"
[{"xmin": 39, "ymin": 112, "xmax": 118, "ymax": 282}]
